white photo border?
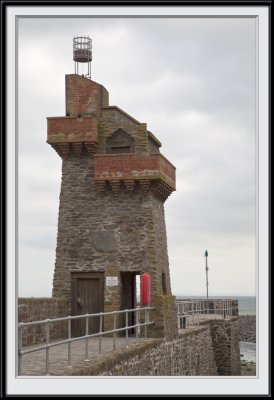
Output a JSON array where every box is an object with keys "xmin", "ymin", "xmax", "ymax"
[{"xmin": 6, "ymin": 4, "xmax": 269, "ymax": 396}]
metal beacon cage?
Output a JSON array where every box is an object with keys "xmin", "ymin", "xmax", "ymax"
[{"xmin": 73, "ymin": 36, "xmax": 92, "ymax": 78}]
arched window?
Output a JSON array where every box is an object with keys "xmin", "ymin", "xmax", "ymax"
[{"xmin": 106, "ymin": 129, "xmax": 135, "ymax": 154}]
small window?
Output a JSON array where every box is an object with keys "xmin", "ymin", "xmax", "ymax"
[
  {"xmin": 106, "ymin": 129, "xmax": 135, "ymax": 154},
  {"xmin": 110, "ymin": 145, "xmax": 130, "ymax": 154}
]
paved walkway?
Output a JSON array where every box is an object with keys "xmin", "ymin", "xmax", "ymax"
[
  {"xmin": 19, "ymin": 314, "xmax": 230, "ymax": 376},
  {"xmin": 19, "ymin": 336, "xmax": 140, "ymax": 376}
]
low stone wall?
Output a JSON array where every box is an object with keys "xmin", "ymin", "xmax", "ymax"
[
  {"xmin": 18, "ymin": 299, "xmax": 241, "ymax": 376},
  {"xmin": 18, "ymin": 298, "xmax": 69, "ymax": 346},
  {"xmin": 209, "ymin": 317, "xmax": 241, "ymax": 375},
  {"xmin": 57, "ymin": 325, "xmax": 217, "ymax": 376},
  {"xmin": 55, "ymin": 317, "xmax": 240, "ymax": 376}
]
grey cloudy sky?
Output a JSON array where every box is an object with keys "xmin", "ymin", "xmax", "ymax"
[{"xmin": 18, "ymin": 17, "xmax": 256, "ymax": 297}]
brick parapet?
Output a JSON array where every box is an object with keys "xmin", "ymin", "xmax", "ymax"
[
  {"xmin": 47, "ymin": 116, "xmax": 98, "ymax": 143},
  {"xmin": 94, "ymin": 154, "xmax": 175, "ymax": 187}
]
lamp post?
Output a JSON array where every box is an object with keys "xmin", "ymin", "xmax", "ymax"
[{"xmin": 205, "ymin": 250, "xmax": 209, "ymax": 299}]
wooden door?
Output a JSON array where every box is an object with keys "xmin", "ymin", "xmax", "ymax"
[{"xmin": 71, "ymin": 273, "xmax": 104, "ymax": 337}]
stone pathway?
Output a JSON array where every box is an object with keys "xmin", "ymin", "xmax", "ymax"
[
  {"xmin": 19, "ymin": 336, "xmax": 140, "ymax": 376},
  {"xmin": 19, "ymin": 314, "xmax": 230, "ymax": 376}
]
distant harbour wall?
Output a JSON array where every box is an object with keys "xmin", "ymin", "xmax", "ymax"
[{"xmin": 239, "ymin": 315, "xmax": 256, "ymax": 343}]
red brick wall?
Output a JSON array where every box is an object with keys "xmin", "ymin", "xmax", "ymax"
[
  {"xmin": 65, "ymin": 74, "xmax": 108, "ymax": 117},
  {"xmin": 159, "ymin": 155, "xmax": 176, "ymax": 189},
  {"xmin": 47, "ymin": 116, "xmax": 98, "ymax": 143},
  {"xmin": 94, "ymin": 154, "xmax": 176, "ymax": 188}
]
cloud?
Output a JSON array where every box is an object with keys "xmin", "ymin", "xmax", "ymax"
[{"xmin": 18, "ymin": 16, "xmax": 256, "ymax": 297}]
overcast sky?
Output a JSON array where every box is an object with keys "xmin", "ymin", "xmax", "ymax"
[{"xmin": 18, "ymin": 17, "xmax": 256, "ymax": 298}]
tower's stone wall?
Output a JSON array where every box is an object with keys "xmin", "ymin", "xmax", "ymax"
[
  {"xmin": 52, "ymin": 153, "xmax": 172, "ymax": 306},
  {"xmin": 48, "ymin": 73, "xmax": 176, "ymax": 336}
]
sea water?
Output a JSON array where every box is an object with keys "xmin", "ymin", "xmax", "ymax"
[
  {"xmin": 176, "ymin": 295, "xmax": 256, "ymax": 315},
  {"xmin": 240, "ymin": 342, "xmax": 256, "ymax": 363}
]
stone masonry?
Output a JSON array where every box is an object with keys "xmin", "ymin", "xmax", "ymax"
[
  {"xmin": 209, "ymin": 317, "xmax": 241, "ymax": 375},
  {"xmin": 57, "ymin": 317, "xmax": 240, "ymax": 376},
  {"xmin": 52, "ymin": 317, "xmax": 240, "ymax": 377},
  {"xmin": 18, "ymin": 298, "xmax": 69, "ymax": 346},
  {"xmin": 47, "ymin": 74, "xmax": 176, "ymax": 334}
]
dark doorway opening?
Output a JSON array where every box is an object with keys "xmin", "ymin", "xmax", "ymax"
[{"xmin": 120, "ymin": 272, "xmax": 140, "ymax": 334}]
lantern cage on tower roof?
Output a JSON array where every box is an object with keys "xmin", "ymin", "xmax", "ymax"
[{"xmin": 73, "ymin": 36, "xmax": 92, "ymax": 79}]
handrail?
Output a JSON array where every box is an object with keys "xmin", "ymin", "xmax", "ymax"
[
  {"xmin": 18, "ymin": 306, "xmax": 154, "ymax": 375},
  {"xmin": 18, "ymin": 306, "xmax": 154, "ymax": 327},
  {"xmin": 176, "ymin": 299, "xmax": 236, "ymax": 329}
]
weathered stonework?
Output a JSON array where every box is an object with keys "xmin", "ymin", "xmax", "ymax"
[
  {"xmin": 48, "ymin": 73, "xmax": 176, "ymax": 336},
  {"xmin": 209, "ymin": 317, "xmax": 241, "ymax": 375},
  {"xmin": 49, "ymin": 317, "xmax": 239, "ymax": 377},
  {"xmin": 18, "ymin": 297, "xmax": 69, "ymax": 346},
  {"xmin": 56, "ymin": 324, "xmax": 218, "ymax": 376},
  {"xmin": 52, "ymin": 155, "xmax": 172, "ymax": 310},
  {"xmin": 149, "ymin": 295, "xmax": 178, "ymax": 339}
]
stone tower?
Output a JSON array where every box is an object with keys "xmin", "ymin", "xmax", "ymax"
[{"xmin": 47, "ymin": 43, "xmax": 176, "ymax": 336}]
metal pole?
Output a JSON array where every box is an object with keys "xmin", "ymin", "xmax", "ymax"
[
  {"xmin": 99, "ymin": 313, "xmax": 103, "ymax": 355},
  {"xmin": 45, "ymin": 320, "xmax": 50, "ymax": 375},
  {"xmin": 68, "ymin": 319, "xmax": 72, "ymax": 367},
  {"xmin": 113, "ymin": 314, "xmax": 116, "ymax": 351},
  {"xmin": 205, "ymin": 250, "xmax": 209, "ymax": 299},
  {"xmin": 85, "ymin": 316, "xmax": 89, "ymax": 361},
  {"xmin": 18, "ymin": 324, "xmax": 22, "ymax": 376},
  {"xmin": 125, "ymin": 310, "xmax": 128, "ymax": 347},
  {"xmin": 136, "ymin": 307, "xmax": 139, "ymax": 342},
  {"xmin": 145, "ymin": 308, "xmax": 148, "ymax": 339}
]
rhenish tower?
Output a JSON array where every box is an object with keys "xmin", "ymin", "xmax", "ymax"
[{"xmin": 47, "ymin": 37, "xmax": 176, "ymax": 337}]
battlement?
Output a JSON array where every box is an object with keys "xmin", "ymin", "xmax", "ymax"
[
  {"xmin": 94, "ymin": 154, "xmax": 175, "ymax": 201},
  {"xmin": 47, "ymin": 116, "xmax": 98, "ymax": 157}
]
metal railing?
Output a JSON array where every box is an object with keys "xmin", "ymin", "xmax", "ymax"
[
  {"xmin": 18, "ymin": 306, "xmax": 154, "ymax": 375},
  {"xmin": 176, "ymin": 300, "xmax": 234, "ymax": 329}
]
